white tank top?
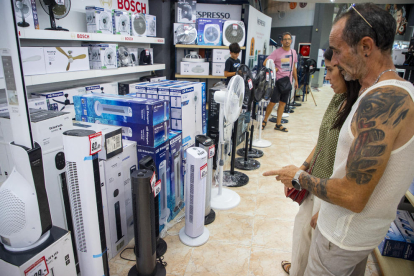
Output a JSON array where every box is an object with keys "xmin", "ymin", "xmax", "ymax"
[{"xmin": 318, "ymin": 79, "xmax": 414, "ymax": 251}]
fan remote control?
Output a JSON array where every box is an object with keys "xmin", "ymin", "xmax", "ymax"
[{"xmin": 55, "ymin": 152, "xmax": 66, "ymax": 170}]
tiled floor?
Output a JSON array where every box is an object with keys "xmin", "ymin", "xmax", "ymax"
[{"xmin": 109, "ymin": 86, "xmax": 381, "ymax": 276}]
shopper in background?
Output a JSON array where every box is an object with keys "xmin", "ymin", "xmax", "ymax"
[
  {"xmin": 264, "ymin": 3, "xmax": 414, "ymax": 275},
  {"xmin": 261, "ymin": 32, "xmax": 298, "ymax": 132},
  {"xmin": 224, "ymin": 42, "xmax": 241, "ymax": 85},
  {"xmin": 281, "ymin": 48, "xmax": 360, "ymax": 275}
]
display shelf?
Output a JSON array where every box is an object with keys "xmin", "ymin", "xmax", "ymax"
[
  {"xmin": 374, "ymin": 248, "xmax": 414, "ymax": 276},
  {"xmin": 24, "ymin": 64, "xmax": 165, "ymax": 86},
  {"xmin": 175, "ymin": 45, "xmax": 246, "ymax": 50},
  {"xmin": 19, "ymin": 29, "xmax": 165, "ymax": 44},
  {"xmin": 175, "ymin": 74, "xmax": 225, "ymax": 79},
  {"xmin": 406, "ymin": 191, "xmax": 414, "ymax": 206}
]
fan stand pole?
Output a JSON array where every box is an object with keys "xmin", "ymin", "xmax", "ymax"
[
  {"xmin": 234, "ymin": 116, "xmax": 260, "ymax": 171},
  {"xmin": 252, "ymin": 101, "xmax": 272, "ymax": 148},
  {"xmin": 236, "ymin": 105, "xmax": 264, "ymax": 158}
]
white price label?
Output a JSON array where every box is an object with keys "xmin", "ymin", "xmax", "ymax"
[
  {"xmin": 248, "ymin": 79, "xmax": 253, "ymax": 90},
  {"xmin": 233, "ymin": 24, "xmax": 238, "ymax": 29},
  {"xmin": 89, "ymin": 132, "xmax": 102, "ymax": 155},
  {"xmin": 271, "ymin": 71, "xmax": 275, "ymax": 79},
  {"xmin": 24, "ymin": 256, "xmax": 49, "ymax": 276},
  {"xmin": 208, "ymin": 145, "xmax": 215, "ymax": 159},
  {"xmin": 266, "ymin": 72, "xmax": 269, "ymax": 82},
  {"xmin": 106, "ymin": 134, "xmax": 122, "ymax": 154},
  {"xmin": 153, "ymin": 180, "xmax": 161, "ymax": 197},
  {"xmin": 200, "ymin": 163, "xmax": 207, "ymax": 179},
  {"xmin": 146, "ymin": 50, "xmax": 149, "ymax": 55},
  {"xmin": 150, "ymin": 172, "xmax": 156, "ymax": 190}
]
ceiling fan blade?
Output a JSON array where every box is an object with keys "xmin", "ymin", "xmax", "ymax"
[
  {"xmin": 23, "ymin": 55, "xmax": 42, "ymax": 62},
  {"xmin": 53, "ymin": 99, "xmax": 65, "ymax": 104},
  {"xmin": 73, "ymin": 54, "xmax": 87, "ymax": 60},
  {"xmin": 56, "ymin": 47, "xmax": 69, "ymax": 59},
  {"xmin": 66, "ymin": 62, "xmax": 70, "ymax": 71}
]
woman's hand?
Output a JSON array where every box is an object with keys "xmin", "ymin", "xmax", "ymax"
[{"xmin": 310, "ymin": 211, "xmax": 319, "ymax": 229}]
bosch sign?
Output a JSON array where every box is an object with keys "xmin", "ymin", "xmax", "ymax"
[{"xmin": 117, "ymin": 0, "xmax": 147, "ymax": 13}]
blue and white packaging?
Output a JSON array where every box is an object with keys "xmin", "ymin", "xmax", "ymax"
[
  {"xmin": 145, "ymin": 83, "xmax": 161, "ymax": 99},
  {"xmin": 395, "ymin": 210, "xmax": 414, "ymax": 261},
  {"xmin": 74, "ymin": 94, "xmax": 169, "ymax": 125},
  {"xmin": 168, "ymin": 131, "xmax": 184, "ymax": 221},
  {"xmin": 197, "ymin": 18, "xmax": 224, "ymax": 46},
  {"xmin": 378, "ymin": 222, "xmax": 406, "ymax": 258},
  {"xmin": 145, "ymin": 14, "xmax": 156, "ymax": 37},
  {"xmin": 136, "ymin": 141, "xmax": 170, "ymax": 232},
  {"xmin": 85, "ymin": 82, "xmax": 119, "ymax": 95},
  {"xmin": 112, "ymin": 10, "xmax": 131, "ymax": 35},
  {"xmin": 85, "ymin": 6, "xmax": 113, "ymax": 34}
]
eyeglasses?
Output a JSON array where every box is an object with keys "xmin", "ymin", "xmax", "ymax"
[
  {"xmin": 348, "ymin": 3, "xmax": 378, "ymax": 46},
  {"xmin": 283, "ymin": 38, "xmax": 292, "ymax": 41}
]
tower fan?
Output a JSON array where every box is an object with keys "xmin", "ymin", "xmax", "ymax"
[
  {"xmin": 14, "ymin": 0, "xmax": 31, "ymax": 27},
  {"xmin": 236, "ymin": 65, "xmax": 264, "ymax": 159},
  {"xmin": 175, "ymin": 24, "xmax": 197, "ymax": 44},
  {"xmin": 195, "ymin": 135, "xmax": 216, "ymax": 225},
  {"xmin": 252, "ymin": 67, "xmax": 273, "ymax": 148},
  {"xmin": 40, "ymin": 0, "xmax": 71, "ymax": 31},
  {"xmin": 210, "ymin": 75, "xmax": 244, "ymax": 210},
  {"xmin": 62, "ymin": 129, "xmax": 109, "ymax": 276},
  {"xmin": 128, "ymin": 169, "xmax": 166, "ymax": 276},
  {"xmin": 203, "ymin": 24, "xmax": 220, "ymax": 44},
  {"xmin": 159, "ymin": 160, "xmax": 170, "ymax": 226},
  {"xmin": 179, "ymin": 147, "xmax": 210, "ymax": 246},
  {"xmin": 132, "ymin": 13, "xmax": 147, "ymax": 36}
]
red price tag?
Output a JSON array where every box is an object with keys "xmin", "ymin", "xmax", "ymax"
[
  {"xmin": 266, "ymin": 72, "xmax": 269, "ymax": 82},
  {"xmin": 200, "ymin": 163, "xmax": 207, "ymax": 179},
  {"xmin": 24, "ymin": 256, "xmax": 49, "ymax": 276},
  {"xmin": 89, "ymin": 132, "xmax": 102, "ymax": 155},
  {"xmin": 248, "ymin": 79, "xmax": 253, "ymax": 90},
  {"xmin": 150, "ymin": 172, "xmax": 156, "ymax": 190},
  {"xmin": 233, "ymin": 24, "xmax": 238, "ymax": 29},
  {"xmin": 153, "ymin": 180, "xmax": 161, "ymax": 197},
  {"xmin": 208, "ymin": 145, "xmax": 215, "ymax": 159}
]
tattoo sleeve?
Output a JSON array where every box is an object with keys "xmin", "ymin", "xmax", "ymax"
[{"xmin": 299, "ymin": 172, "xmax": 330, "ymax": 203}]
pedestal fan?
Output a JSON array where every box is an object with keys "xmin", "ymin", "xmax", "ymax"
[
  {"xmin": 252, "ymin": 67, "xmax": 272, "ymax": 148},
  {"xmin": 210, "ymin": 75, "xmax": 244, "ymax": 210}
]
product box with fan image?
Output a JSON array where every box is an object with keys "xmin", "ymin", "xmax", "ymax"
[
  {"xmin": 118, "ymin": 46, "xmax": 139, "ymax": 67},
  {"xmin": 85, "ymin": 6, "xmax": 113, "ymax": 34},
  {"xmin": 136, "ymin": 140, "xmax": 170, "ymax": 232},
  {"xmin": 92, "ymin": 44, "xmax": 119, "ymax": 70},
  {"xmin": 378, "ymin": 221, "xmax": 407, "ymax": 258},
  {"xmin": 145, "ymin": 14, "xmax": 157, "ymax": 37},
  {"xmin": 43, "ymin": 47, "xmax": 89, "ymax": 74},
  {"xmin": 81, "ymin": 43, "xmax": 94, "ymax": 69},
  {"xmin": 196, "ymin": 18, "xmax": 224, "ymax": 46},
  {"xmin": 176, "ymin": 0, "xmax": 197, "ymax": 23},
  {"xmin": 85, "ymin": 82, "xmax": 119, "ymax": 95},
  {"xmin": 395, "ymin": 210, "xmax": 414, "ymax": 261},
  {"xmin": 112, "ymin": 9, "xmax": 131, "ymax": 35},
  {"xmin": 180, "ymin": 62, "xmax": 209, "ymax": 76},
  {"xmin": 27, "ymin": 97, "xmax": 48, "ymax": 110},
  {"xmin": 130, "ymin": 13, "xmax": 147, "ymax": 37},
  {"xmin": 168, "ymin": 131, "xmax": 184, "ymax": 222},
  {"xmin": 20, "ymin": 47, "xmax": 46, "ymax": 76},
  {"xmin": 212, "ymin": 49, "xmax": 243, "ymax": 63},
  {"xmin": 212, "ymin": 63, "xmax": 225, "ymax": 76},
  {"xmin": 13, "ymin": 0, "xmax": 39, "ymax": 31},
  {"xmin": 138, "ymin": 48, "xmax": 153, "ymax": 65},
  {"xmin": 74, "ymin": 94, "xmax": 169, "ymax": 125},
  {"xmin": 173, "ymin": 23, "xmax": 197, "ymax": 45}
]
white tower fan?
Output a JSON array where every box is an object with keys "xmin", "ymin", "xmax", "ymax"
[
  {"xmin": 94, "ymin": 101, "xmax": 133, "ymax": 117},
  {"xmin": 159, "ymin": 160, "xmax": 170, "ymax": 226},
  {"xmin": 164, "ymin": 101, "xmax": 167, "ymax": 121},
  {"xmin": 210, "ymin": 75, "xmax": 244, "ymax": 210},
  {"xmin": 63, "ymin": 129, "xmax": 109, "ymax": 276},
  {"xmin": 179, "ymin": 147, "xmax": 210, "ymax": 247}
]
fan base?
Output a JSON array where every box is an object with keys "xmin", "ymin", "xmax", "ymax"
[
  {"xmin": 156, "ymin": 238, "xmax": 167, "ymax": 258},
  {"xmin": 223, "ymin": 171, "xmax": 249, "ymax": 187},
  {"xmin": 128, "ymin": 262, "xmax": 166, "ymax": 276},
  {"xmin": 45, "ymin": 27, "xmax": 69, "ymax": 31},
  {"xmin": 236, "ymin": 148, "xmax": 264, "ymax": 158},
  {"xmin": 204, "ymin": 209, "xmax": 216, "ymax": 225},
  {"xmin": 290, "ymin": 101, "xmax": 302, "ymax": 107},
  {"xmin": 179, "ymin": 227, "xmax": 210, "ymax": 247},
  {"xmin": 17, "ymin": 21, "xmax": 30, "ymax": 27},
  {"xmin": 252, "ymin": 139, "xmax": 272, "ymax": 148},
  {"xmin": 234, "ymin": 158, "xmax": 260, "ymax": 171},
  {"xmin": 210, "ymin": 188, "xmax": 241, "ymax": 210}
]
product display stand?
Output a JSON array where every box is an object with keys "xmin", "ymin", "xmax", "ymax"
[{"xmin": 252, "ymin": 100, "xmax": 272, "ymax": 148}]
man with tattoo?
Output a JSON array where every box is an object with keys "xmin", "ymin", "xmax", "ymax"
[{"xmin": 263, "ymin": 3, "xmax": 414, "ymax": 275}]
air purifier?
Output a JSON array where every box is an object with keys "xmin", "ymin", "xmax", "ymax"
[
  {"xmin": 128, "ymin": 169, "xmax": 166, "ymax": 276},
  {"xmin": 195, "ymin": 135, "xmax": 216, "ymax": 225},
  {"xmin": 223, "ymin": 20, "xmax": 246, "ymax": 47},
  {"xmin": 179, "ymin": 147, "xmax": 209, "ymax": 247},
  {"xmin": 159, "ymin": 160, "xmax": 170, "ymax": 225},
  {"xmin": 94, "ymin": 101, "xmax": 133, "ymax": 117},
  {"xmin": 63, "ymin": 129, "xmax": 109, "ymax": 276}
]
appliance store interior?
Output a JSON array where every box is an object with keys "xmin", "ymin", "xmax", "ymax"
[{"xmin": 1, "ymin": 0, "xmax": 414, "ymax": 276}]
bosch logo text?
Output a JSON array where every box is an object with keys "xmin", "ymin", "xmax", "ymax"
[{"xmin": 117, "ymin": 0, "xmax": 147, "ymax": 13}]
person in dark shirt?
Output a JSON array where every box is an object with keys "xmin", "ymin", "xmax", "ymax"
[{"xmin": 224, "ymin": 43, "xmax": 241, "ymax": 85}]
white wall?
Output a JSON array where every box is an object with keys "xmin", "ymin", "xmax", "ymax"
[{"xmin": 267, "ymin": 2, "xmax": 315, "ymax": 28}]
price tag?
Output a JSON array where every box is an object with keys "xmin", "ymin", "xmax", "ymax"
[
  {"xmin": 200, "ymin": 163, "xmax": 207, "ymax": 179},
  {"xmin": 248, "ymin": 79, "xmax": 253, "ymax": 90},
  {"xmin": 24, "ymin": 256, "xmax": 49, "ymax": 276},
  {"xmin": 150, "ymin": 172, "xmax": 156, "ymax": 190},
  {"xmin": 153, "ymin": 180, "xmax": 161, "ymax": 197},
  {"xmin": 266, "ymin": 72, "xmax": 269, "ymax": 82},
  {"xmin": 89, "ymin": 132, "xmax": 102, "ymax": 155},
  {"xmin": 106, "ymin": 133, "xmax": 122, "ymax": 154},
  {"xmin": 233, "ymin": 24, "xmax": 238, "ymax": 29},
  {"xmin": 208, "ymin": 145, "xmax": 215, "ymax": 159},
  {"xmin": 146, "ymin": 50, "xmax": 149, "ymax": 55}
]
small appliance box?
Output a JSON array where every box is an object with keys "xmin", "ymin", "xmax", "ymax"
[
  {"xmin": 85, "ymin": 6, "xmax": 113, "ymax": 34},
  {"xmin": 168, "ymin": 131, "xmax": 184, "ymax": 221},
  {"xmin": 143, "ymin": 83, "xmax": 161, "ymax": 99},
  {"xmin": 145, "ymin": 14, "xmax": 157, "ymax": 37},
  {"xmin": 74, "ymin": 94, "xmax": 169, "ymax": 125},
  {"xmin": 27, "ymin": 97, "xmax": 48, "ymax": 110},
  {"xmin": 99, "ymin": 155, "xmax": 128, "ymax": 260},
  {"xmin": 180, "ymin": 62, "xmax": 209, "ymax": 76},
  {"xmin": 196, "ymin": 18, "xmax": 224, "ymax": 46},
  {"xmin": 121, "ymin": 140, "xmax": 138, "ymax": 243},
  {"xmin": 21, "ymin": 47, "xmax": 46, "ymax": 76},
  {"xmin": 212, "ymin": 49, "xmax": 230, "ymax": 62},
  {"xmin": 85, "ymin": 82, "xmax": 119, "ymax": 95},
  {"xmin": 212, "ymin": 63, "xmax": 225, "ymax": 76},
  {"xmin": 81, "ymin": 43, "xmax": 94, "ymax": 69},
  {"xmin": 176, "ymin": 0, "xmax": 197, "ymax": 23},
  {"xmin": 136, "ymin": 141, "xmax": 170, "ymax": 232},
  {"xmin": 43, "ymin": 47, "xmax": 90, "ymax": 74},
  {"xmin": 13, "ymin": 0, "xmax": 39, "ymax": 31},
  {"xmin": 94, "ymin": 44, "xmax": 119, "ymax": 70},
  {"xmin": 0, "ymin": 227, "xmax": 77, "ymax": 276},
  {"xmin": 130, "ymin": 13, "xmax": 147, "ymax": 37},
  {"xmin": 112, "ymin": 9, "xmax": 131, "ymax": 35},
  {"xmin": 378, "ymin": 222, "xmax": 406, "ymax": 258},
  {"xmin": 395, "ymin": 210, "xmax": 414, "ymax": 260}
]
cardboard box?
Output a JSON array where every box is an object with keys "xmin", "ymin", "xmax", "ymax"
[
  {"xmin": 173, "ymin": 23, "xmax": 197, "ymax": 45},
  {"xmin": 0, "ymin": 227, "xmax": 76, "ymax": 276},
  {"xmin": 93, "ymin": 44, "xmax": 118, "ymax": 70},
  {"xmin": 0, "ymin": 104, "xmax": 8, "ymax": 113},
  {"xmin": 145, "ymin": 14, "xmax": 157, "ymax": 37},
  {"xmin": 130, "ymin": 13, "xmax": 147, "ymax": 37},
  {"xmin": 27, "ymin": 97, "xmax": 48, "ymax": 110},
  {"xmin": 176, "ymin": 0, "xmax": 197, "ymax": 23},
  {"xmin": 43, "ymin": 47, "xmax": 90, "ymax": 74},
  {"xmin": 112, "ymin": 10, "xmax": 131, "ymax": 35},
  {"xmin": 85, "ymin": 82, "xmax": 119, "ymax": 95},
  {"xmin": 86, "ymin": 6, "xmax": 113, "ymax": 34},
  {"xmin": 378, "ymin": 222, "xmax": 407, "ymax": 258},
  {"xmin": 212, "ymin": 62, "xmax": 225, "ymax": 76},
  {"xmin": 21, "ymin": 47, "xmax": 46, "ymax": 76},
  {"xmin": 212, "ymin": 49, "xmax": 243, "ymax": 62},
  {"xmin": 81, "ymin": 43, "xmax": 94, "ymax": 69},
  {"xmin": 180, "ymin": 62, "xmax": 209, "ymax": 76},
  {"xmin": 197, "ymin": 18, "xmax": 224, "ymax": 46},
  {"xmin": 13, "ymin": 0, "xmax": 39, "ymax": 31},
  {"xmin": 395, "ymin": 210, "xmax": 414, "ymax": 260},
  {"xmin": 169, "ymin": 131, "xmax": 184, "ymax": 221}
]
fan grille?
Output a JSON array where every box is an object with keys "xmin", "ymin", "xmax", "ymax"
[
  {"xmin": 0, "ymin": 189, "xmax": 26, "ymax": 236},
  {"xmin": 133, "ymin": 14, "xmax": 147, "ymax": 35},
  {"xmin": 15, "ymin": 0, "xmax": 31, "ymax": 18},
  {"xmin": 204, "ymin": 26, "xmax": 219, "ymax": 42},
  {"xmin": 224, "ymin": 23, "xmax": 244, "ymax": 44},
  {"xmin": 176, "ymin": 25, "xmax": 197, "ymax": 44}
]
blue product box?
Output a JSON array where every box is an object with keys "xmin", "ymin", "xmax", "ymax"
[
  {"xmin": 145, "ymin": 83, "xmax": 161, "ymax": 99},
  {"xmin": 127, "ymin": 92, "xmax": 147, "ymax": 99},
  {"xmin": 74, "ymin": 94, "xmax": 169, "ymax": 125},
  {"xmin": 378, "ymin": 222, "xmax": 406, "ymax": 258},
  {"xmin": 168, "ymin": 131, "xmax": 184, "ymax": 221},
  {"xmin": 197, "ymin": 18, "xmax": 224, "ymax": 46},
  {"xmin": 137, "ymin": 141, "xmax": 170, "ymax": 232},
  {"xmin": 395, "ymin": 210, "xmax": 414, "ymax": 260}
]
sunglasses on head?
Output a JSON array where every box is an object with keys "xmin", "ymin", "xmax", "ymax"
[{"xmin": 348, "ymin": 3, "xmax": 379, "ymax": 46}]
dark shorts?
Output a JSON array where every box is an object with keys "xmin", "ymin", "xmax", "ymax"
[{"xmin": 270, "ymin": 83, "xmax": 290, "ymax": 104}]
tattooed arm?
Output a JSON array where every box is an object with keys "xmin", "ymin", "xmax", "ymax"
[{"xmin": 300, "ymin": 146, "xmax": 316, "ymax": 171}]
